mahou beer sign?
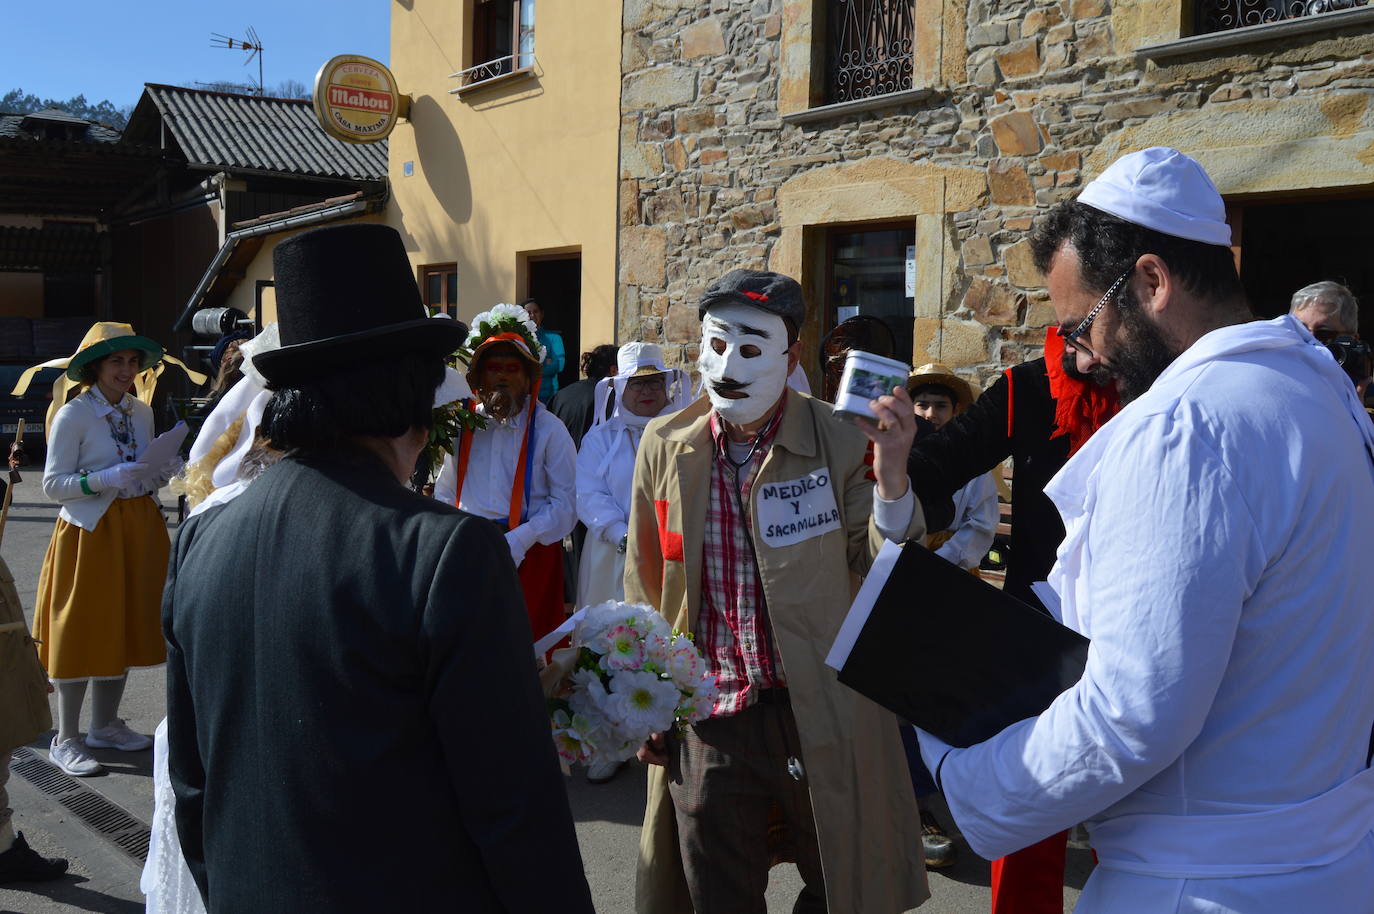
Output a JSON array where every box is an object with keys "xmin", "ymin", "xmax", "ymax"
[{"xmin": 313, "ymin": 55, "xmax": 401, "ymax": 144}]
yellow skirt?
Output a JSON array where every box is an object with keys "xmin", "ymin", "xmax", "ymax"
[{"xmin": 32, "ymin": 496, "xmax": 170, "ymax": 681}]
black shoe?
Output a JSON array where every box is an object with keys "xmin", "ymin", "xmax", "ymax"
[
  {"xmin": 920, "ymin": 809, "xmax": 958, "ymax": 870},
  {"xmin": 0, "ymin": 832, "xmax": 69, "ymax": 884}
]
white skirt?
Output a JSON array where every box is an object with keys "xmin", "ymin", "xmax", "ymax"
[
  {"xmin": 141, "ymin": 718, "xmax": 208, "ymax": 914},
  {"xmin": 577, "ymin": 535, "xmax": 626, "ymax": 608}
]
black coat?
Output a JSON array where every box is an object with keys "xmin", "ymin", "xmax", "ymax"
[
  {"xmin": 163, "ymin": 450, "xmax": 593, "ymax": 913},
  {"xmin": 909, "ymin": 359, "xmax": 1068, "ymax": 609}
]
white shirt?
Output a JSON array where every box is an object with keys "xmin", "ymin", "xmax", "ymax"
[
  {"xmin": 575, "ymin": 416, "xmax": 639, "ymax": 546},
  {"xmin": 434, "ymin": 399, "xmax": 577, "ymax": 564},
  {"xmin": 934, "ymin": 472, "xmax": 998, "ymax": 570},
  {"xmin": 42, "ymin": 388, "xmax": 167, "ymax": 531},
  {"xmin": 921, "ymin": 316, "xmax": 1374, "ymax": 913}
]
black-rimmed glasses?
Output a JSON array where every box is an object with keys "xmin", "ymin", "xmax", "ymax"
[{"xmin": 1058, "ymin": 268, "xmax": 1132, "ymax": 360}]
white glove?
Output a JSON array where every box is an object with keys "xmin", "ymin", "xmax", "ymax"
[{"xmin": 87, "ymin": 462, "xmax": 146, "ymax": 493}]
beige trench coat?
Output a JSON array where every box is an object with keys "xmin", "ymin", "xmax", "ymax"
[
  {"xmin": 1, "ymin": 555, "xmax": 52, "ymax": 752},
  {"xmin": 625, "ymin": 391, "xmax": 930, "ymax": 914}
]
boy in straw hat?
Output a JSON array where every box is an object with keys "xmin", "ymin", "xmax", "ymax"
[
  {"xmin": 906, "ymin": 363, "xmax": 998, "ymax": 576},
  {"xmin": 162, "ymin": 224, "xmax": 591, "ymax": 912},
  {"xmin": 916, "ymin": 148, "xmax": 1374, "ymax": 913},
  {"xmin": 433, "ymin": 304, "xmax": 579, "ymax": 646}
]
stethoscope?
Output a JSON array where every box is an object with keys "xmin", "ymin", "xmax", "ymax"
[{"xmin": 722, "ymin": 428, "xmax": 806, "ymax": 783}]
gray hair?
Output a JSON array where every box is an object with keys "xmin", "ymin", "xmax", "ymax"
[{"xmin": 1290, "ymin": 281, "xmax": 1359, "ymax": 333}]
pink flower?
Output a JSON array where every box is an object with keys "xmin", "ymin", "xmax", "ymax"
[{"xmin": 599, "ymin": 624, "xmax": 646, "ymax": 671}]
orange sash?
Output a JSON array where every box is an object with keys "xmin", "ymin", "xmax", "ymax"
[{"xmin": 451, "ymin": 378, "xmax": 542, "ymax": 531}]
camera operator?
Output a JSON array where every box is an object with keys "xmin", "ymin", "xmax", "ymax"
[{"xmin": 1290, "ymin": 280, "xmax": 1359, "ymax": 341}]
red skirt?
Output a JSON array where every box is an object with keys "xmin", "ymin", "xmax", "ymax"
[{"xmin": 518, "ymin": 540, "xmax": 565, "ymax": 644}]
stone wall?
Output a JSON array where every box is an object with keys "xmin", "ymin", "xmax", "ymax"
[{"xmin": 619, "ymin": 0, "xmax": 1374, "ymax": 388}]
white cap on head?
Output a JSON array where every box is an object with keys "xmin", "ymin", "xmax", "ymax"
[
  {"xmin": 617, "ymin": 341, "xmax": 668, "ymax": 377},
  {"xmin": 1078, "ymin": 147, "xmax": 1231, "ymax": 247}
]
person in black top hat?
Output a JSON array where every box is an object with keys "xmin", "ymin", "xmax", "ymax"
[{"xmin": 161, "ymin": 223, "xmax": 593, "ymax": 913}]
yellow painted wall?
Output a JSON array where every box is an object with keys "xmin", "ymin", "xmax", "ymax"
[
  {"xmin": 386, "ymin": 0, "xmax": 622, "ymax": 351},
  {"xmin": 223, "ymin": 212, "xmax": 387, "ymax": 327}
]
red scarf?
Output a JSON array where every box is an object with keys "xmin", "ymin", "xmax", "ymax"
[{"xmin": 1042, "ymin": 327, "xmax": 1120, "ymax": 456}]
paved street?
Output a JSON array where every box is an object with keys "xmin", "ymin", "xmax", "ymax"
[{"xmin": 2, "ymin": 489, "xmax": 1087, "ymax": 913}]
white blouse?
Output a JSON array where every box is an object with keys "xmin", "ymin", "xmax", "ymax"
[
  {"xmin": 433, "ymin": 400, "xmax": 577, "ymax": 564},
  {"xmin": 42, "ymin": 389, "xmax": 165, "ymax": 531}
]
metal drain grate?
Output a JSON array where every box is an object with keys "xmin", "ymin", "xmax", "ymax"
[{"xmin": 9, "ymin": 747, "xmax": 152, "ymax": 864}]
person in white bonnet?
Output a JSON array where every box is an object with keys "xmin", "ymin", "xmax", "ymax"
[
  {"xmin": 916, "ymin": 147, "xmax": 1374, "ymax": 913},
  {"xmin": 572, "ymin": 341, "xmax": 689, "ymax": 785}
]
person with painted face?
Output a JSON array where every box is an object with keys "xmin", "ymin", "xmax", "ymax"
[
  {"xmin": 627, "ymin": 269, "xmax": 930, "ymax": 914},
  {"xmin": 434, "ymin": 305, "xmax": 578, "ymax": 646}
]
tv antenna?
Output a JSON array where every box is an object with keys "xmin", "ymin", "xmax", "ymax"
[{"xmin": 211, "ymin": 27, "xmax": 264, "ymax": 95}]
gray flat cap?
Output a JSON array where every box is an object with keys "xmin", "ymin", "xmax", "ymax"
[{"xmin": 698, "ymin": 269, "xmax": 806, "ymax": 330}]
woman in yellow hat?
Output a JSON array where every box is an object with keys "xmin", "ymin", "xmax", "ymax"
[{"xmin": 29, "ymin": 323, "xmax": 187, "ymax": 777}]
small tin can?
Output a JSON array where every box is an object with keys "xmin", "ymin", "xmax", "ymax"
[{"xmin": 833, "ymin": 349, "xmax": 911, "ymax": 422}]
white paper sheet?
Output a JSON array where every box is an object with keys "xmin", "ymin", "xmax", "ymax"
[
  {"xmin": 138, "ymin": 422, "xmax": 189, "ymax": 481},
  {"xmin": 825, "ymin": 538, "xmax": 905, "ymax": 672},
  {"xmin": 533, "ymin": 605, "xmax": 589, "ymax": 658}
]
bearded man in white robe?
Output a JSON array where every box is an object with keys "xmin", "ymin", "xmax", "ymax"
[{"xmin": 919, "ymin": 147, "xmax": 1374, "ymax": 914}]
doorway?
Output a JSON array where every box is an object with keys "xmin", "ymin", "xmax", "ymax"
[
  {"xmin": 824, "ymin": 223, "xmax": 916, "ymax": 365},
  {"xmin": 1235, "ymin": 196, "xmax": 1374, "ymax": 335},
  {"xmin": 526, "ymin": 254, "xmax": 581, "ymax": 391}
]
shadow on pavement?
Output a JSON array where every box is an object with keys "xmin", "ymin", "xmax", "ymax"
[
  {"xmin": 23, "ymin": 732, "xmax": 153, "ymax": 782},
  {"xmin": 0, "ymin": 874, "xmax": 143, "ymax": 914},
  {"xmin": 565, "ymin": 757, "xmax": 650, "ymax": 827}
]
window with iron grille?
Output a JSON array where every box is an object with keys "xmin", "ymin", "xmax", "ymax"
[
  {"xmin": 1192, "ymin": 0, "xmax": 1367, "ymax": 35},
  {"xmin": 464, "ymin": 0, "xmax": 536, "ymax": 88},
  {"xmin": 825, "ymin": 0, "xmax": 914, "ymax": 105}
]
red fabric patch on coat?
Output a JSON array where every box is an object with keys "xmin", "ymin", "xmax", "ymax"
[
  {"xmin": 863, "ymin": 440, "xmax": 877, "ymax": 482},
  {"xmin": 654, "ymin": 499, "xmax": 685, "ymax": 562}
]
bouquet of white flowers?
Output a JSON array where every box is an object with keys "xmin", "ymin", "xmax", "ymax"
[{"xmin": 549, "ymin": 601, "xmax": 718, "ymax": 767}]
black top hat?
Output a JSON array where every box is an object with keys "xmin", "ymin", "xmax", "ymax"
[{"xmin": 252, "ymin": 224, "xmax": 467, "ymax": 388}]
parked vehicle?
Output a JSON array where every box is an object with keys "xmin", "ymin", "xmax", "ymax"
[{"xmin": 0, "ymin": 364, "xmax": 63, "ymax": 465}]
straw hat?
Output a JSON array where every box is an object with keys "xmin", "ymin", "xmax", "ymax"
[
  {"xmin": 9, "ymin": 321, "xmax": 204, "ymax": 435},
  {"xmin": 906, "ymin": 363, "xmax": 973, "ymax": 408},
  {"xmin": 63, "ymin": 322, "xmax": 164, "ymax": 381}
]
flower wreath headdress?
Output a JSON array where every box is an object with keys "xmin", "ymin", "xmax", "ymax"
[{"xmin": 458, "ymin": 303, "xmax": 547, "ymax": 368}]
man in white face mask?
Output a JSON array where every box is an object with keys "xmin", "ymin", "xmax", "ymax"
[{"xmin": 626, "ymin": 269, "xmax": 931, "ymax": 914}]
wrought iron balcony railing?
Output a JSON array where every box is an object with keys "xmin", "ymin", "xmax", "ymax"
[
  {"xmin": 448, "ymin": 53, "xmax": 536, "ymax": 92},
  {"xmin": 826, "ymin": 0, "xmax": 914, "ymax": 105},
  {"xmin": 1195, "ymin": 0, "xmax": 1368, "ymax": 35}
]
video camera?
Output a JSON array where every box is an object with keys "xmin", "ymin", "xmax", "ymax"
[{"xmin": 1325, "ymin": 336, "xmax": 1372, "ymax": 390}]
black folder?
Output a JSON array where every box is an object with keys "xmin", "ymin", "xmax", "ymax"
[{"xmin": 826, "ymin": 541, "xmax": 1089, "ymax": 748}]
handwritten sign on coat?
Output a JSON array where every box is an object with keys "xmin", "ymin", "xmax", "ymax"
[{"xmin": 757, "ymin": 470, "xmax": 841, "ymax": 548}]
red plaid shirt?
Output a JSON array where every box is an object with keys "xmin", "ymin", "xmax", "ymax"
[{"xmin": 698, "ymin": 400, "xmax": 788, "ymax": 718}]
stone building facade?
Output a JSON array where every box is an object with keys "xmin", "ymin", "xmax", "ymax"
[{"xmin": 617, "ymin": 0, "xmax": 1374, "ymax": 389}]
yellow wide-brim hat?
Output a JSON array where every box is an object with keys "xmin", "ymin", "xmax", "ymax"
[
  {"xmin": 62, "ymin": 322, "xmax": 164, "ymax": 381},
  {"xmin": 906, "ymin": 362, "xmax": 973, "ymax": 408},
  {"xmin": 10, "ymin": 321, "xmax": 205, "ymax": 435}
]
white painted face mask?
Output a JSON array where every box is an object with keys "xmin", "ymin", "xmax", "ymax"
[{"xmin": 697, "ymin": 303, "xmax": 792, "ymax": 426}]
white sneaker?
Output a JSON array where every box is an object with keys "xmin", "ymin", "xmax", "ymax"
[
  {"xmin": 49, "ymin": 737, "xmax": 103, "ymax": 777},
  {"xmin": 84, "ymin": 719, "xmax": 152, "ymax": 752},
  {"xmin": 585, "ymin": 759, "xmax": 624, "ymax": 784}
]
